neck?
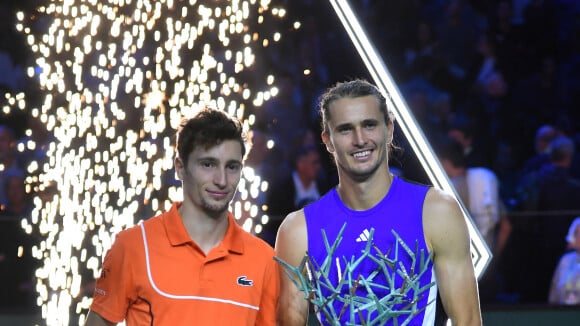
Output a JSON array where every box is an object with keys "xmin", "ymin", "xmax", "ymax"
[
  {"xmin": 178, "ymin": 203, "xmax": 229, "ymax": 255},
  {"xmin": 337, "ymin": 166, "xmax": 393, "ymax": 211}
]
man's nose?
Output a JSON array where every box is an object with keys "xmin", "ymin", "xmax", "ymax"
[
  {"xmin": 214, "ymin": 169, "xmax": 227, "ymax": 187},
  {"xmin": 353, "ymin": 128, "xmax": 367, "ymax": 146}
]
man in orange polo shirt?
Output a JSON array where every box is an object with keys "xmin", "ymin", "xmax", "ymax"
[{"xmin": 85, "ymin": 108, "xmax": 279, "ymax": 325}]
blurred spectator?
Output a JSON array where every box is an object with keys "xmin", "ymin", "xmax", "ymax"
[
  {"xmin": 430, "ymin": 0, "xmax": 487, "ymax": 95},
  {"xmin": 509, "ymin": 55, "xmax": 570, "ymax": 127},
  {"xmin": 548, "ymin": 217, "xmax": 580, "ymax": 304},
  {"xmin": 403, "ymin": 20, "xmax": 443, "ymax": 81},
  {"xmin": 467, "ymin": 31, "xmax": 508, "ymax": 114},
  {"xmin": 0, "ymin": 125, "xmax": 26, "ymax": 208},
  {"xmin": 0, "ymin": 0, "xmax": 28, "ymax": 93},
  {"xmin": 261, "ymin": 144, "xmax": 332, "ymax": 247},
  {"xmin": 436, "ymin": 137, "xmax": 510, "ymax": 253},
  {"xmin": 492, "ymin": 139, "xmax": 522, "ymax": 204},
  {"xmin": 400, "ymin": 77, "xmax": 452, "ymax": 144},
  {"xmin": 514, "ymin": 135, "xmax": 580, "ymax": 302},
  {"xmin": 0, "ymin": 51, "xmax": 26, "ymax": 92},
  {"xmin": 435, "ymin": 136, "xmax": 511, "ymax": 303},
  {"xmin": 1, "ymin": 168, "xmax": 33, "ymax": 219},
  {"xmin": 447, "ymin": 114, "xmax": 494, "ymax": 169},
  {"xmin": 535, "ymin": 135, "xmax": 580, "ymax": 234},
  {"xmin": 521, "ymin": 124, "xmax": 559, "ymax": 175},
  {"xmin": 516, "ymin": 135, "xmax": 580, "ymax": 211}
]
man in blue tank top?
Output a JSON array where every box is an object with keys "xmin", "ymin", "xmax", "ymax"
[{"xmin": 275, "ymin": 79, "xmax": 482, "ymax": 325}]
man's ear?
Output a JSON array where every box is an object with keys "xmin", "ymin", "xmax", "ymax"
[
  {"xmin": 387, "ymin": 121, "xmax": 394, "ymax": 145},
  {"xmin": 321, "ymin": 131, "xmax": 334, "ymax": 153},
  {"xmin": 175, "ymin": 156, "xmax": 184, "ymax": 180}
]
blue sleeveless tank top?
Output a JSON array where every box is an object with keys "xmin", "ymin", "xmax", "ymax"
[{"xmin": 304, "ymin": 176, "xmax": 437, "ymax": 326}]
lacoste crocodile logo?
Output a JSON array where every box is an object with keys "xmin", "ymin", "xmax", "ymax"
[{"xmin": 237, "ymin": 276, "xmax": 253, "ymax": 287}]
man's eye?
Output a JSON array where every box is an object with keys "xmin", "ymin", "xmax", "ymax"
[
  {"xmin": 364, "ymin": 122, "xmax": 377, "ymax": 129},
  {"xmin": 227, "ymin": 164, "xmax": 241, "ymax": 171}
]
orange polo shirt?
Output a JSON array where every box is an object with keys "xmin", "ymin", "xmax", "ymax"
[{"xmin": 90, "ymin": 202, "xmax": 279, "ymax": 325}]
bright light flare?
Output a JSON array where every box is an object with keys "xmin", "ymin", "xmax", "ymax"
[{"xmin": 15, "ymin": 1, "xmax": 287, "ymax": 325}]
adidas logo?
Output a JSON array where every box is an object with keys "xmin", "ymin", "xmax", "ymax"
[{"xmin": 356, "ymin": 229, "xmax": 371, "ymax": 242}]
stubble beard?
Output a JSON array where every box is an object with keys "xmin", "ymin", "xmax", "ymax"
[
  {"xmin": 201, "ymin": 196, "xmax": 231, "ymax": 219},
  {"xmin": 344, "ymin": 160, "xmax": 380, "ymax": 182}
]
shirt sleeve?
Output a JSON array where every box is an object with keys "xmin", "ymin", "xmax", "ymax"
[
  {"xmin": 255, "ymin": 253, "xmax": 280, "ymax": 326},
  {"xmin": 89, "ymin": 230, "xmax": 137, "ymax": 323}
]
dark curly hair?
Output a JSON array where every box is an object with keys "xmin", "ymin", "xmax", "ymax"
[{"xmin": 176, "ymin": 108, "xmax": 248, "ymax": 165}]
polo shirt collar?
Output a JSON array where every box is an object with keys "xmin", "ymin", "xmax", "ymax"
[
  {"xmin": 164, "ymin": 202, "xmax": 245, "ymax": 254},
  {"xmin": 222, "ymin": 212, "xmax": 245, "ymax": 254}
]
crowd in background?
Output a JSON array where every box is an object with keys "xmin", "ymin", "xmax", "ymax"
[{"xmin": 1, "ymin": 0, "xmax": 580, "ymax": 314}]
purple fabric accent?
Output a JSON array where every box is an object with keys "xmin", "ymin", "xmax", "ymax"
[{"xmin": 305, "ymin": 176, "xmax": 435, "ymax": 325}]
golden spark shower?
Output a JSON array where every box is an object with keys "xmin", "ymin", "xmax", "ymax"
[{"xmin": 7, "ymin": 0, "xmax": 289, "ymax": 324}]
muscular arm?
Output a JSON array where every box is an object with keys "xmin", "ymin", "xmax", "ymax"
[
  {"xmin": 423, "ymin": 188, "xmax": 482, "ymax": 326},
  {"xmin": 84, "ymin": 310, "xmax": 116, "ymax": 326},
  {"xmin": 274, "ymin": 210, "xmax": 310, "ymax": 326}
]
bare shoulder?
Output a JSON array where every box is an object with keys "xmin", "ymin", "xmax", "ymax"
[
  {"xmin": 275, "ymin": 209, "xmax": 308, "ymax": 266},
  {"xmin": 276, "ymin": 209, "xmax": 307, "ymax": 243},
  {"xmin": 422, "ymin": 189, "xmax": 482, "ymax": 324},
  {"xmin": 423, "ymin": 187, "xmax": 464, "ymax": 222},
  {"xmin": 422, "ymin": 187, "xmax": 470, "ymax": 253}
]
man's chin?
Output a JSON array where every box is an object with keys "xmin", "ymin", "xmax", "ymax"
[
  {"xmin": 203, "ymin": 203, "xmax": 230, "ymax": 218},
  {"xmin": 348, "ymin": 165, "xmax": 379, "ymax": 182}
]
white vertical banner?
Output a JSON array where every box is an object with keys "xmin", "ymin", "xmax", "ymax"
[{"xmin": 328, "ymin": 0, "xmax": 492, "ymax": 278}]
